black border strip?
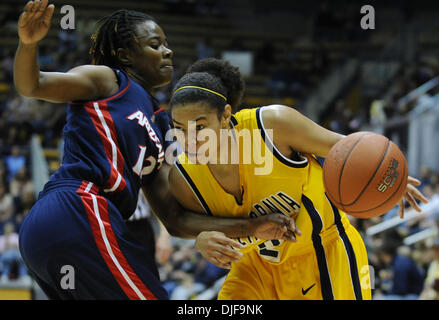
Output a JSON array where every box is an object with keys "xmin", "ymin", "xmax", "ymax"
[
  {"xmin": 255, "ymin": 108, "xmax": 308, "ymax": 168},
  {"xmin": 327, "ymin": 194, "xmax": 363, "ymax": 300},
  {"xmin": 174, "ymin": 161, "xmax": 213, "ymax": 216},
  {"xmin": 302, "ymin": 194, "xmax": 334, "ymax": 300}
]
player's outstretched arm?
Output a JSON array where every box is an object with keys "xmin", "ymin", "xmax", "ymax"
[
  {"xmin": 260, "ymin": 104, "xmax": 345, "ymax": 157},
  {"xmin": 142, "ymin": 164, "xmax": 300, "ymax": 240},
  {"xmin": 261, "ymin": 105, "xmax": 429, "ymax": 218},
  {"xmin": 14, "ymin": 0, "xmax": 117, "ymax": 103}
]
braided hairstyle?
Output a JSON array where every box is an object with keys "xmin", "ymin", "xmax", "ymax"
[
  {"xmin": 170, "ymin": 58, "xmax": 245, "ymax": 118},
  {"xmin": 89, "ymin": 10, "xmax": 155, "ymax": 69}
]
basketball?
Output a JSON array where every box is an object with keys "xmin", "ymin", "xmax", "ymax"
[{"xmin": 323, "ymin": 132, "xmax": 408, "ymax": 219}]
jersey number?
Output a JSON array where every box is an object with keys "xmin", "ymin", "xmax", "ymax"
[
  {"xmin": 258, "ymin": 240, "xmax": 282, "ymax": 263},
  {"xmin": 133, "ymin": 145, "xmax": 157, "ymax": 177}
]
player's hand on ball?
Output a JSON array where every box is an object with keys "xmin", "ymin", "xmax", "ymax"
[
  {"xmin": 398, "ymin": 176, "xmax": 429, "ymax": 219},
  {"xmin": 252, "ymin": 214, "xmax": 301, "ymax": 242},
  {"xmin": 18, "ymin": 0, "xmax": 55, "ymax": 45},
  {"xmin": 195, "ymin": 231, "xmax": 244, "ymax": 269}
]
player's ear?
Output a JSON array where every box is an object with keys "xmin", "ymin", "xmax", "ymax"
[
  {"xmin": 221, "ymin": 104, "xmax": 232, "ymax": 128},
  {"xmin": 117, "ymin": 48, "xmax": 133, "ymax": 67}
]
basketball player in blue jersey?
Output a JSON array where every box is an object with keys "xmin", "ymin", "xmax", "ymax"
[{"xmin": 14, "ymin": 1, "xmax": 299, "ymax": 299}]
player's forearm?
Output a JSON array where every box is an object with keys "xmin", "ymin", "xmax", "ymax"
[
  {"xmin": 14, "ymin": 41, "xmax": 41, "ymax": 97},
  {"xmin": 171, "ymin": 209, "xmax": 256, "ymax": 239}
]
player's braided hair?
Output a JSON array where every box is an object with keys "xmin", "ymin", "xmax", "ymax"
[
  {"xmin": 89, "ymin": 10, "xmax": 155, "ymax": 69},
  {"xmin": 170, "ymin": 58, "xmax": 245, "ymax": 116}
]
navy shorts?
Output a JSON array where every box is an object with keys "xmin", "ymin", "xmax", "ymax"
[{"xmin": 19, "ymin": 179, "xmax": 168, "ymax": 300}]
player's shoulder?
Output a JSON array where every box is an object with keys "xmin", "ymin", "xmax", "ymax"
[
  {"xmin": 168, "ymin": 161, "xmax": 204, "ymax": 213},
  {"xmin": 67, "ymin": 65, "xmax": 119, "ymax": 98},
  {"xmin": 67, "ymin": 64, "xmax": 115, "ymax": 77}
]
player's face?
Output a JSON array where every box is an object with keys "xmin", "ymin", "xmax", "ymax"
[
  {"xmin": 130, "ymin": 20, "xmax": 173, "ymax": 90},
  {"xmin": 171, "ymin": 102, "xmax": 231, "ymax": 162}
]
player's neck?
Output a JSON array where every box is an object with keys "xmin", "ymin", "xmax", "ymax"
[{"xmin": 125, "ymin": 69, "xmax": 153, "ymax": 93}]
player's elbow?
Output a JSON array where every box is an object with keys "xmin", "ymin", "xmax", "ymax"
[
  {"xmin": 162, "ymin": 222, "xmax": 191, "ymax": 239},
  {"xmin": 14, "ymin": 83, "xmax": 36, "ymax": 98}
]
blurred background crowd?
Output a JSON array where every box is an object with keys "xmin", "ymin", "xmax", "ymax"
[{"xmin": 1, "ymin": 0, "xmax": 439, "ymax": 300}]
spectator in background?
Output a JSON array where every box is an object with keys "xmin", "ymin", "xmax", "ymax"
[
  {"xmin": 37, "ymin": 44, "xmax": 56, "ymax": 71},
  {"xmin": 193, "ymin": 259, "xmax": 228, "ymax": 293},
  {"xmin": 10, "ymin": 166, "xmax": 33, "ymax": 198},
  {"xmin": 0, "ymin": 183, "xmax": 14, "ymax": 226},
  {"xmin": 58, "ymin": 28, "xmax": 77, "ymax": 54},
  {"xmin": 196, "ymin": 37, "xmax": 215, "ymax": 60},
  {"xmin": 0, "ymin": 222, "xmax": 28, "ymax": 282},
  {"xmin": 419, "ymin": 238, "xmax": 439, "ymax": 300},
  {"xmin": 13, "ymin": 183, "xmax": 35, "ymax": 227},
  {"xmin": 0, "ymin": 160, "xmax": 7, "ymax": 187},
  {"xmin": 3, "ymin": 145, "xmax": 26, "ymax": 183},
  {"xmin": 126, "ymin": 191, "xmax": 172, "ymax": 267},
  {"xmin": 419, "ymin": 165, "xmax": 433, "ymax": 188},
  {"xmin": 255, "ymin": 42, "xmax": 276, "ymax": 74},
  {"xmin": 377, "ymin": 241, "xmax": 425, "ymax": 299}
]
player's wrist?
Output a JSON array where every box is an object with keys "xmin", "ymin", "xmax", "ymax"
[{"xmin": 19, "ymin": 40, "xmax": 39, "ymax": 49}]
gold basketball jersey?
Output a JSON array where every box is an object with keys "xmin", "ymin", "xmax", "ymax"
[{"xmin": 175, "ymin": 107, "xmax": 355, "ymax": 261}]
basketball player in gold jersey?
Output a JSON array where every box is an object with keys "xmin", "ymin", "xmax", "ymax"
[{"xmin": 167, "ymin": 58, "xmax": 428, "ymax": 300}]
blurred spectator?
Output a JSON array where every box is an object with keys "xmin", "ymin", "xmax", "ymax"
[
  {"xmin": 267, "ymin": 60, "xmax": 306, "ymax": 99},
  {"xmin": 254, "ymin": 42, "xmax": 276, "ymax": 74},
  {"xmin": 58, "ymin": 28, "xmax": 77, "ymax": 54},
  {"xmin": 0, "ymin": 160, "xmax": 7, "ymax": 187},
  {"xmin": 9, "ymin": 166, "xmax": 33, "ymax": 199},
  {"xmin": 3, "ymin": 145, "xmax": 26, "ymax": 183},
  {"xmin": 0, "ymin": 183, "xmax": 14, "ymax": 227},
  {"xmin": 196, "ymin": 37, "xmax": 215, "ymax": 60},
  {"xmin": 419, "ymin": 239, "xmax": 439, "ymax": 300},
  {"xmin": 377, "ymin": 241, "xmax": 425, "ymax": 299},
  {"xmin": 193, "ymin": 259, "xmax": 228, "ymax": 292},
  {"xmin": 419, "ymin": 166, "xmax": 433, "ymax": 187},
  {"xmin": 164, "ymin": 0, "xmax": 197, "ymax": 15},
  {"xmin": 195, "ymin": 0, "xmax": 224, "ymax": 16},
  {"xmin": 38, "ymin": 45, "xmax": 56, "ymax": 71},
  {"xmin": 13, "ymin": 184, "xmax": 35, "ymax": 227},
  {"xmin": 0, "ymin": 222, "xmax": 28, "ymax": 282}
]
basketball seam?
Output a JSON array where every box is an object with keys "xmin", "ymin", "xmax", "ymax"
[
  {"xmin": 337, "ymin": 133, "xmax": 372, "ymax": 210},
  {"xmin": 343, "ymin": 158, "xmax": 407, "ymax": 214},
  {"xmin": 341, "ymin": 138, "xmax": 390, "ymax": 206}
]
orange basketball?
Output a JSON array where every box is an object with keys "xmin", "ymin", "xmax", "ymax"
[{"xmin": 323, "ymin": 131, "xmax": 408, "ymax": 218}]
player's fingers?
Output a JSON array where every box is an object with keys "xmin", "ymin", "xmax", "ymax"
[
  {"xmin": 18, "ymin": 11, "xmax": 31, "ymax": 27},
  {"xmin": 408, "ymin": 185, "xmax": 429, "ymax": 204},
  {"xmin": 42, "ymin": 3, "xmax": 55, "ymax": 25},
  {"xmin": 30, "ymin": 0, "xmax": 41, "ymax": 15},
  {"xmin": 280, "ymin": 215, "xmax": 301, "ymax": 236},
  {"xmin": 398, "ymin": 199, "xmax": 404, "ymax": 219},
  {"xmin": 215, "ymin": 236, "xmax": 244, "ymax": 251},
  {"xmin": 24, "ymin": 1, "xmax": 34, "ymax": 13},
  {"xmin": 210, "ymin": 243, "xmax": 242, "ymax": 262},
  {"xmin": 28, "ymin": 0, "xmax": 41, "ymax": 19},
  {"xmin": 281, "ymin": 229, "xmax": 297, "ymax": 242},
  {"xmin": 407, "ymin": 176, "xmax": 421, "ymax": 186},
  {"xmin": 211, "ymin": 257, "xmax": 231, "ymax": 270},
  {"xmin": 19, "ymin": 1, "xmax": 34, "ymax": 26},
  {"xmin": 405, "ymin": 192, "xmax": 421, "ymax": 212},
  {"xmin": 33, "ymin": 0, "xmax": 48, "ymax": 20},
  {"xmin": 213, "ymin": 249, "xmax": 242, "ymax": 263}
]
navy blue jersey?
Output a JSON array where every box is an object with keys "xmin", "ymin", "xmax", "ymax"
[{"xmin": 51, "ymin": 69, "xmax": 170, "ymax": 219}]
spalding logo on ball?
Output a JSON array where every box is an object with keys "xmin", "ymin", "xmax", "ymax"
[{"xmin": 323, "ymin": 131, "xmax": 408, "ymax": 219}]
